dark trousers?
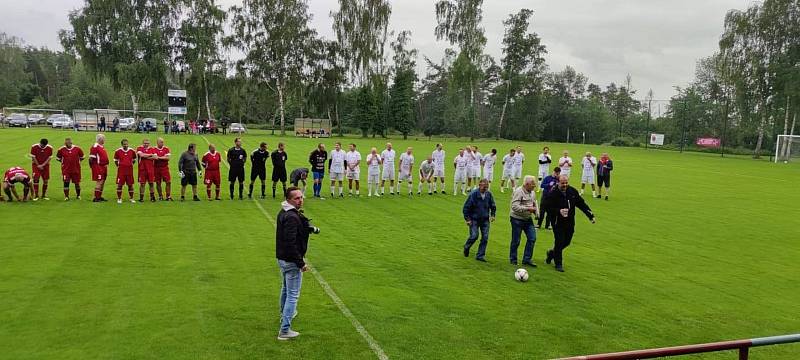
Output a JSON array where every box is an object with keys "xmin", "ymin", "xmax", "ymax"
[
  {"xmin": 551, "ymin": 224, "xmax": 575, "ymax": 267},
  {"xmin": 464, "ymin": 220, "xmax": 490, "ymax": 260},
  {"xmin": 537, "ymin": 193, "xmax": 554, "ymax": 229}
]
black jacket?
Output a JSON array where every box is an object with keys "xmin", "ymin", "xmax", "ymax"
[
  {"xmin": 541, "ymin": 185, "xmax": 594, "ymax": 228},
  {"xmin": 227, "ymin": 147, "xmax": 247, "ymax": 168},
  {"xmin": 309, "ymin": 149, "xmax": 328, "ymax": 172},
  {"xmin": 276, "ymin": 204, "xmax": 310, "ymax": 268}
]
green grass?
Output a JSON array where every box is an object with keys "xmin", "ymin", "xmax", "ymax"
[{"xmin": 0, "ymin": 128, "xmax": 798, "ymax": 359}]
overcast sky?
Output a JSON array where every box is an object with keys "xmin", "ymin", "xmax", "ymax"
[{"xmin": 1, "ymin": 0, "xmax": 753, "ymax": 100}]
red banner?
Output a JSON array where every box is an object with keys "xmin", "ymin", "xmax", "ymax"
[{"xmin": 695, "ymin": 137, "xmax": 721, "ymax": 148}]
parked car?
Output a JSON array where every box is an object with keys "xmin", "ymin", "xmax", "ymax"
[
  {"xmin": 138, "ymin": 118, "xmax": 158, "ymax": 132},
  {"xmin": 52, "ymin": 116, "xmax": 74, "ymax": 128},
  {"xmin": 27, "ymin": 114, "xmax": 45, "ymax": 124},
  {"xmin": 229, "ymin": 123, "xmax": 247, "ymax": 134},
  {"xmin": 118, "ymin": 117, "xmax": 135, "ymax": 130},
  {"xmin": 8, "ymin": 113, "xmax": 29, "ymax": 127},
  {"xmin": 47, "ymin": 114, "xmax": 64, "ymax": 124}
]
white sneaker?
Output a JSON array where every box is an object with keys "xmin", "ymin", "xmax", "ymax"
[
  {"xmin": 277, "ymin": 329, "xmax": 300, "ymax": 340},
  {"xmin": 130, "ymin": 199, "xmax": 137, "ymax": 203},
  {"xmin": 64, "ymin": 197, "xmax": 69, "ymax": 201},
  {"xmin": 117, "ymin": 199, "xmax": 123, "ymax": 204},
  {"xmin": 42, "ymin": 197, "xmax": 49, "ymax": 201},
  {"xmin": 33, "ymin": 198, "xmax": 39, "ymax": 202},
  {"xmin": 375, "ymin": 193, "xmax": 381, "ymax": 197}
]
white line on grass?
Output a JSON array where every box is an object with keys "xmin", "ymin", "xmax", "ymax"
[{"xmin": 200, "ymin": 136, "xmax": 389, "ymax": 360}]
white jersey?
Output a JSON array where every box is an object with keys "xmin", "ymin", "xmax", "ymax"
[
  {"xmin": 330, "ymin": 149, "xmax": 346, "ymax": 173},
  {"xmin": 559, "ymin": 156, "xmax": 573, "ymax": 171},
  {"xmin": 512, "ymin": 152, "xmax": 524, "ymax": 169},
  {"xmin": 366, "ymin": 154, "xmax": 382, "ymax": 175},
  {"xmin": 483, "ymin": 154, "xmax": 496, "ymax": 171},
  {"xmin": 346, "ymin": 151, "xmax": 361, "ymax": 171},
  {"xmin": 538, "ymin": 153, "xmax": 551, "ymax": 171},
  {"xmin": 399, "ymin": 153, "xmax": 414, "ymax": 173},
  {"xmin": 454, "ymin": 155, "xmax": 469, "ymax": 170},
  {"xmin": 432, "ymin": 149, "xmax": 446, "ymax": 169},
  {"xmin": 470, "ymin": 152, "xmax": 482, "ymax": 168},
  {"xmin": 503, "ymin": 154, "xmax": 516, "ymax": 172},
  {"xmin": 582, "ymin": 156, "xmax": 597, "ymax": 173},
  {"xmin": 381, "ymin": 149, "xmax": 396, "ymax": 171}
]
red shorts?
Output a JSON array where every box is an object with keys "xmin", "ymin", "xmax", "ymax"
[
  {"xmin": 138, "ymin": 166, "xmax": 155, "ymax": 184},
  {"xmin": 204, "ymin": 170, "xmax": 221, "ymax": 186},
  {"xmin": 117, "ymin": 167, "xmax": 134, "ymax": 186},
  {"xmin": 155, "ymin": 166, "xmax": 171, "ymax": 183},
  {"xmin": 91, "ymin": 165, "xmax": 108, "ymax": 181},
  {"xmin": 62, "ymin": 171, "xmax": 81, "ymax": 183},
  {"xmin": 33, "ymin": 165, "xmax": 50, "ymax": 181}
]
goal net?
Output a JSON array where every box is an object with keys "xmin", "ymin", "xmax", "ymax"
[{"xmin": 775, "ymin": 135, "xmax": 800, "ymax": 163}]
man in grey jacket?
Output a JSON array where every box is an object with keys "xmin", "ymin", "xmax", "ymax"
[
  {"xmin": 178, "ymin": 143, "xmax": 202, "ymax": 201},
  {"xmin": 509, "ymin": 175, "xmax": 539, "ymax": 266}
]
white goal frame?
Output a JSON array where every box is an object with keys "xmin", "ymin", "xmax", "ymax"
[{"xmin": 774, "ymin": 134, "xmax": 800, "ymax": 163}]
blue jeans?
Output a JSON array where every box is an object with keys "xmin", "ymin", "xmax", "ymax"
[
  {"xmin": 464, "ymin": 220, "xmax": 490, "ymax": 260},
  {"xmin": 278, "ymin": 259, "xmax": 303, "ymax": 333},
  {"xmin": 509, "ymin": 217, "xmax": 537, "ymax": 263}
]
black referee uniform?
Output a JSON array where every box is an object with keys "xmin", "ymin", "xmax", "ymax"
[
  {"xmin": 271, "ymin": 149, "xmax": 288, "ymax": 198},
  {"xmin": 250, "ymin": 148, "xmax": 269, "ymax": 198},
  {"xmin": 227, "ymin": 146, "xmax": 247, "ymax": 199}
]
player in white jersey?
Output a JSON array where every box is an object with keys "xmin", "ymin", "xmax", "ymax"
[
  {"xmin": 365, "ymin": 147, "xmax": 382, "ymax": 197},
  {"xmin": 537, "ymin": 146, "xmax": 552, "ymax": 183},
  {"xmin": 398, "ymin": 147, "xmax": 415, "ymax": 195},
  {"xmin": 580, "ymin": 151, "xmax": 598, "ymax": 197},
  {"xmin": 431, "ymin": 143, "xmax": 446, "ymax": 194},
  {"xmin": 558, "ymin": 150, "xmax": 573, "ymax": 178},
  {"xmin": 418, "ymin": 155, "xmax": 435, "ymax": 195},
  {"xmin": 513, "ymin": 146, "xmax": 525, "ymax": 181},
  {"xmin": 481, "ymin": 149, "xmax": 497, "ymax": 187},
  {"xmin": 453, "ymin": 149, "xmax": 469, "ymax": 195},
  {"xmin": 499, "ymin": 148, "xmax": 517, "ymax": 193},
  {"xmin": 345, "ymin": 143, "xmax": 361, "ymax": 196},
  {"xmin": 470, "ymin": 146, "xmax": 482, "ymax": 190},
  {"xmin": 329, "ymin": 142, "xmax": 347, "ymax": 198},
  {"xmin": 380, "ymin": 143, "xmax": 396, "ymax": 195}
]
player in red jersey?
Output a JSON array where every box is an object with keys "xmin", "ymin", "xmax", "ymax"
[
  {"xmin": 114, "ymin": 138, "xmax": 137, "ymax": 203},
  {"xmin": 56, "ymin": 137, "xmax": 85, "ymax": 201},
  {"xmin": 202, "ymin": 143, "xmax": 222, "ymax": 200},
  {"xmin": 2, "ymin": 167, "xmax": 33, "ymax": 202},
  {"xmin": 29, "ymin": 138, "xmax": 53, "ymax": 201},
  {"xmin": 136, "ymin": 138, "xmax": 158, "ymax": 202},
  {"xmin": 153, "ymin": 137, "xmax": 173, "ymax": 201},
  {"xmin": 89, "ymin": 134, "xmax": 110, "ymax": 202}
]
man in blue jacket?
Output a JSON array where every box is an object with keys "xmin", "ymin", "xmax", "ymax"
[
  {"xmin": 537, "ymin": 167, "xmax": 561, "ymax": 230},
  {"xmin": 462, "ymin": 179, "xmax": 496, "ymax": 262}
]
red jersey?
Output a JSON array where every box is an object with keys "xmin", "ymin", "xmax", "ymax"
[
  {"xmin": 114, "ymin": 148, "xmax": 136, "ymax": 168},
  {"xmin": 4, "ymin": 167, "xmax": 30, "ymax": 183},
  {"xmin": 30, "ymin": 144, "xmax": 53, "ymax": 167},
  {"xmin": 89, "ymin": 143, "xmax": 110, "ymax": 167},
  {"xmin": 202, "ymin": 151, "xmax": 222, "ymax": 171},
  {"xmin": 136, "ymin": 145, "xmax": 156, "ymax": 170},
  {"xmin": 153, "ymin": 146, "xmax": 171, "ymax": 168},
  {"xmin": 56, "ymin": 145, "xmax": 84, "ymax": 174}
]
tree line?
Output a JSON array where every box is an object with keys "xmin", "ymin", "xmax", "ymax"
[{"xmin": 0, "ymin": 0, "xmax": 796, "ymax": 156}]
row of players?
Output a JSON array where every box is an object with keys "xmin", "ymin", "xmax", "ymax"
[{"xmin": 1, "ymin": 134, "xmax": 614, "ymax": 203}]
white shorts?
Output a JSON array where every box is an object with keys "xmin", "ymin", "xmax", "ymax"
[
  {"xmin": 513, "ymin": 167, "xmax": 522, "ymax": 179},
  {"xmin": 368, "ymin": 173, "xmax": 380, "ymax": 183},
  {"xmin": 482, "ymin": 169, "xmax": 494, "ymax": 182},
  {"xmin": 538, "ymin": 167, "xmax": 549, "ymax": 180},
  {"xmin": 581, "ymin": 172, "xmax": 595, "ymax": 184},
  {"xmin": 502, "ymin": 169, "xmax": 515, "ymax": 180},
  {"xmin": 382, "ymin": 168, "xmax": 395, "ymax": 180},
  {"xmin": 454, "ymin": 169, "xmax": 467, "ymax": 182},
  {"xmin": 561, "ymin": 168, "xmax": 571, "ymax": 178},
  {"xmin": 469, "ymin": 166, "xmax": 480, "ymax": 178},
  {"xmin": 433, "ymin": 166, "xmax": 445, "ymax": 178},
  {"xmin": 419, "ymin": 173, "xmax": 433, "ymax": 182},
  {"xmin": 346, "ymin": 169, "xmax": 360, "ymax": 180},
  {"xmin": 330, "ymin": 172, "xmax": 345, "ymax": 181},
  {"xmin": 398, "ymin": 170, "xmax": 412, "ymax": 182}
]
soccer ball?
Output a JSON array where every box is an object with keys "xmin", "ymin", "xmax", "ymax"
[{"xmin": 514, "ymin": 268, "xmax": 529, "ymax": 282}]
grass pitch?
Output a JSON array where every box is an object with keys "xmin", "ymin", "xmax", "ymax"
[{"xmin": 0, "ymin": 128, "xmax": 799, "ymax": 359}]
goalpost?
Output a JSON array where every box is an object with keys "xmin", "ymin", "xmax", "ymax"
[{"xmin": 774, "ymin": 135, "xmax": 800, "ymax": 163}]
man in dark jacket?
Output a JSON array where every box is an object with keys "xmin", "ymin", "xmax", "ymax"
[
  {"xmin": 462, "ymin": 179, "xmax": 497, "ymax": 262},
  {"xmin": 177, "ymin": 143, "xmax": 202, "ymax": 201},
  {"xmin": 308, "ymin": 143, "xmax": 327, "ymax": 199},
  {"xmin": 249, "ymin": 142, "xmax": 269, "ymax": 199},
  {"xmin": 276, "ymin": 186, "xmax": 311, "ymax": 340},
  {"xmin": 227, "ymin": 137, "xmax": 247, "ymax": 200},
  {"xmin": 596, "ymin": 152, "xmax": 613, "ymax": 200},
  {"xmin": 537, "ymin": 167, "xmax": 561, "ymax": 230},
  {"xmin": 541, "ymin": 175, "xmax": 596, "ymax": 272}
]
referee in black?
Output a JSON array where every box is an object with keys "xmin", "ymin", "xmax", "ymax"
[
  {"xmin": 541, "ymin": 175, "xmax": 596, "ymax": 272},
  {"xmin": 227, "ymin": 137, "xmax": 248, "ymax": 200},
  {"xmin": 249, "ymin": 142, "xmax": 269, "ymax": 199},
  {"xmin": 271, "ymin": 142, "xmax": 288, "ymax": 198},
  {"xmin": 178, "ymin": 143, "xmax": 202, "ymax": 201}
]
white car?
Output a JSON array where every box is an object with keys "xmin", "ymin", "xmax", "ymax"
[
  {"xmin": 229, "ymin": 123, "xmax": 247, "ymax": 134},
  {"xmin": 118, "ymin": 117, "xmax": 135, "ymax": 130},
  {"xmin": 46, "ymin": 114, "xmax": 64, "ymax": 124},
  {"xmin": 52, "ymin": 116, "xmax": 74, "ymax": 128},
  {"xmin": 8, "ymin": 113, "xmax": 29, "ymax": 127}
]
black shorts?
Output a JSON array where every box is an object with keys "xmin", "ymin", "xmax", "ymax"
[
  {"xmin": 251, "ymin": 168, "xmax": 266, "ymax": 182},
  {"xmin": 598, "ymin": 175, "xmax": 611, "ymax": 188},
  {"xmin": 229, "ymin": 167, "xmax": 245, "ymax": 182},
  {"xmin": 272, "ymin": 168, "xmax": 287, "ymax": 182},
  {"xmin": 181, "ymin": 173, "xmax": 198, "ymax": 186}
]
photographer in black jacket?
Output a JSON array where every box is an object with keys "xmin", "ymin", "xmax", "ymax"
[
  {"xmin": 276, "ymin": 186, "xmax": 319, "ymax": 340},
  {"xmin": 541, "ymin": 175, "xmax": 596, "ymax": 272}
]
